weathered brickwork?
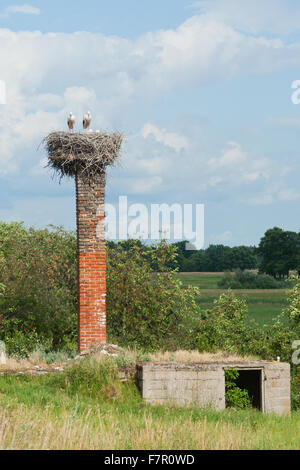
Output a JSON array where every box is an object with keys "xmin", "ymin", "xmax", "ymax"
[{"xmin": 76, "ymin": 173, "xmax": 106, "ymax": 354}]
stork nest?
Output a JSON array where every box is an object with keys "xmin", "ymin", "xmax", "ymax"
[{"xmin": 44, "ymin": 131, "xmax": 123, "ymax": 179}]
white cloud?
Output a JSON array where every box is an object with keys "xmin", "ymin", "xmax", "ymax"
[
  {"xmin": 121, "ymin": 126, "xmax": 277, "ymax": 205},
  {"xmin": 0, "ymin": 15, "xmax": 300, "ymax": 124},
  {"xmin": 3, "ymin": 4, "xmax": 40, "ymax": 16},
  {"xmin": 30, "ymin": 157, "xmax": 48, "ymax": 175},
  {"xmin": 206, "ymin": 141, "xmax": 272, "ymax": 192},
  {"xmin": 32, "ymin": 93, "xmax": 64, "ymax": 109},
  {"xmin": 137, "ymin": 157, "xmax": 170, "ymax": 175},
  {"xmin": 0, "ymin": 135, "xmax": 18, "ymax": 174},
  {"xmin": 0, "ymin": 13, "xmax": 299, "ymax": 205},
  {"xmin": 208, "ymin": 142, "xmax": 240, "ymax": 168},
  {"xmin": 142, "ymin": 123, "xmax": 188, "ymax": 152},
  {"xmin": 219, "ymin": 141, "xmax": 246, "ymax": 166},
  {"xmin": 121, "ymin": 176, "xmax": 163, "ymax": 195}
]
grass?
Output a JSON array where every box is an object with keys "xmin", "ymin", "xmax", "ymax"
[
  {"xmin": 148, "ymin": 350, "xmax": 259, "ymax": 362},
  {"xmin": 176, "ymin": 273, "xmax": 223, "ymax": 289},
  {"xmin": 0, "ymin": 356, "xmax": 299, "ymax": 450},
  {"xmin": 0, "ymin": 349, "xmax": 259, "ymax": 374},
  {"xmin": 176, "ymin": 273, "xmax": 289, "ymax": 326}
]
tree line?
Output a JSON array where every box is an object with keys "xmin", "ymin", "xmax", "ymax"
[{"xmin": 109, "ymin": 226, "xmax": 300, "ymax": 277}]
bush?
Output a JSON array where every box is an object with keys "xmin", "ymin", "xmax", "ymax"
[
  {"xmin": 193, "ymin": 291, "xmax": 250, "ymax": 353},
  {"xmin": 192, "ymin": 286, "xmax": 299, "ymax": 360},
  {"xmin": 283, "ymin": 275, "xmax": 300, "ymax": 327},
  {"xmin": 218, "ymin": 269, "xmax": 290, "ymax": 289},
  {"xmin": 0, "ymin": 222, "xmax": 77, "ymax": 353},
  {"xmin": 56, "ymin": 357, "xmax": 119, "ymax": 397},
  {"xmin": 281, "ymin": 277, "xmax": 300, "ymax": 409},
  {"xmin": 30, "ymin": 345, "xmax": 76, "ymax": 364},
  {"xmin": 0, "ymin": 318, "xmax": 42, "ymax": 358},
  {"xmin": 106, "ymin": 240, "xmax": 201, "ymax": 351},
  {"xmin": 291, "ymin": 368, "xmax": 300, "ymax": 410},
  {"xmin": 225, "ymin": 369, "xmax": 251, "ymax": 409},
  {"xmin": 50, "ymin": 356, "xmax": 141, "ymax": 405}
]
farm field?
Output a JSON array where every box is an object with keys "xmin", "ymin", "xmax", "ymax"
[{"xmin": 176, "ymin": 273, "xmax": 289, "ymax": 326}]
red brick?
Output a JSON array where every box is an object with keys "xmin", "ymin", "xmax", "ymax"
[{"xmin": 76, "ymin": 173, "xmax": 107, "ymax": 354}]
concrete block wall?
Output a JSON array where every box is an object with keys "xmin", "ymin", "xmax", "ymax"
[
  {"xmin": 137, "ymin": 361, "xmax": 291, "ymax": 415},
  {"xmin": 263, "ymin": 363, "xmax": 291, "ymax": 415},
  {"xmin": 76, "ymin": 172, "xmax": 106, "ymax": 354},
  {"xmin": 137, "ymin": 362, "xmax": 225, "ymax": 410}
]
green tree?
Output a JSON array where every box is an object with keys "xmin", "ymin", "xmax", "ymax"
[
  {"xmin": 227, "ymin": 246, "xmax": 258, "ymax": 270},
  {"xmin": 179, "ymin": 245, "xmax": 258, "ymax": 272},
  {"xmin": 258, "ymin": 227, "xmax": 300, "ymax": 278}
]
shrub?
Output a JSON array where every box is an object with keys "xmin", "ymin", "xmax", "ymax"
[
  {"xmin": 0, "ymin": 318, "xmax": 42, "ymax": 358},
  {"xmin": 0, "ymin": 222, "xmax": 77, "ymax": 353},
  {"xmin": 57, "ymin": 358, "xmax": 119, "ymax": 397},
  {"xmin": 225, "ymin": 369, "xmax": 251, "ymax": 409},
  {"xmin": 30, "ymin": 345, "xmax": 76, "ymax": 364},
  {"xmin": 281, "ymin": 277, "xmax": 300, "ymax": 409},
  {"xmin": 291, "ymin": 368, "xmax": 300, "ymax": 410},
  {"xmin": 218, "ymin": 269, "xmax": 290, "ymax": 289},
  {"xmin": 283, "ymin": 276, "xmax": 300, "ymax": 327},
  {"xmin": 193, "ymin": 291, "xmax": 250, "ymax": 353},
  {"xmin": 49, "ymin": 356, "xmax": 141, "ymax": 405},
  {"xmin": 106, "ymin": 240, "xmax": 201, "ymax": 351}
]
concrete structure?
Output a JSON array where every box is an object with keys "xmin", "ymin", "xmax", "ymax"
[
  {"xmin": 76, "ymin": 172, "xmax": 106, "ymax": 354},
  {"xmin": 136, "ymin": 360, "xmax": 291, "ymax": 415}
]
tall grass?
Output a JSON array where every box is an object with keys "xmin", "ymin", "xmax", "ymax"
[
  {"xmin": 0, "ymin": 403, "xmax": 299, "ymax": 450},
  {"xmin": 0, "ymin": 357, "xmax": 299, "ymax": 450}
]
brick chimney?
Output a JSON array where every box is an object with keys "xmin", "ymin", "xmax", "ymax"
[{"xmin": 76, "ymin": 172, "xmax": 106, "ymax": 354}]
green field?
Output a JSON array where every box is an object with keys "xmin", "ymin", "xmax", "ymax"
[
  {"xmin": 177, "ymin": 272, "xmax": 224, "ymax": 289},
  {"xmin": 176, "ymin": 273, "xmax": 289, "ymax": 326}
]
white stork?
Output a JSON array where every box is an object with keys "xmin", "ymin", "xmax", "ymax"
[
  {"xmin": 67, "ymin": 112, "xmax": 75, "ymax": 131},
  {"xmin": 83, "ymin": 111, "xmax": 92, "ymax": 130}
]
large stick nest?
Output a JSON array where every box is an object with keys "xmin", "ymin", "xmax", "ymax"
[{"xmin": 44, "ymin": 132, "xmax": 123, "ymax": 179}]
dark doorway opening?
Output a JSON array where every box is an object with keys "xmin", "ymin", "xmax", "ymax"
[{"xmin": 236, "ymin": 369, "xmax": 262, "ymax": 410}]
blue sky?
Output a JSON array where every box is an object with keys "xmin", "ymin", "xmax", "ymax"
[
  {"xmin": 1, "ymin": 0, "xmax": 300, "ymax": 247},
  {"xmin": 0, "ymin": 1, "xmax": 194, "ymax": 37}
]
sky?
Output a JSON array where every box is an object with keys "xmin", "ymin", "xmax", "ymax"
[{"xmin": 1, "ymin": 0, "xmax": 300, "ymax": 247}]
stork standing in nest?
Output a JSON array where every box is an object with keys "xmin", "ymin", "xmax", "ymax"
[
  {"xmin": 67, "ymin": 112, "xmax": 75, "ymax": 131},
  {"xmin": 83, "ymin": 111, "xmax": 92, "ymax": 131}
]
